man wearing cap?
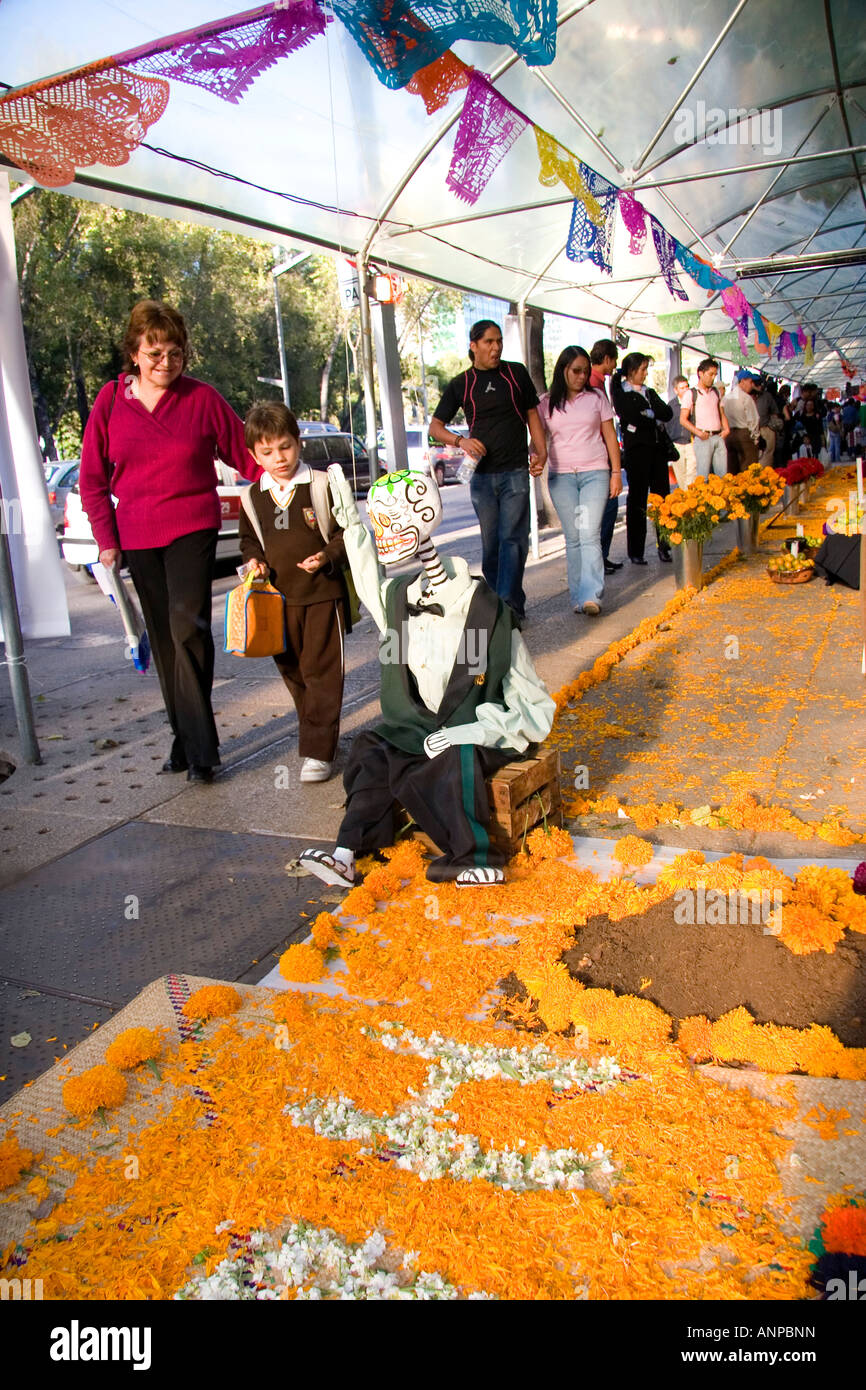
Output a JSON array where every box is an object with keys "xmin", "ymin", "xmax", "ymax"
[{"xmin": 722, "ymin": 370, "xmax": 762, "ymax": 474}]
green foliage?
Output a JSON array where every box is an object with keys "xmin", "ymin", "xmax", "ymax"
[{"xmin": 13, "ymin": 191, "xmax": 350, "ymax": 441}]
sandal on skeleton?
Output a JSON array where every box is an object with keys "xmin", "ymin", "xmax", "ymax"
[
  {"xmin": 455, "ymin": 866, "xmax": 504, "ymax": 888},
  {"xmin": 299, "ymin": 848, "xmax": 356, "ymax": 888}
]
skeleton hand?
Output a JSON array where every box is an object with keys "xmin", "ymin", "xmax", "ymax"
[
  {"xmin": 423, "ymin": 730, "xmax": 452, "ymax": 759},
  {"xmin": 327, "ymin": 464, "xmax": 362, "ymax": 530}
]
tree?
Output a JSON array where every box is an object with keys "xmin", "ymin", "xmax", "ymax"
[{"xmin": 12, "ymin": 191, "xmax": 354, "ymax": 452}]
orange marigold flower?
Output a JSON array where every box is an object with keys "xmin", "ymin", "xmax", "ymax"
[
  {"xmin": 341, "ymin": 885, "xmax": 377, "ymax": 919},
  {"xmin": 821, "ymin": 1204, "xmax": 866, "ymax": 1256},
  {"xmin": 62, "ymin": 1064, "xmax": 127, "ymax": 1117},
  {"xmin": 278, "ymin": 942, "xmax": 325, "ymax": 983},
  {"xmin": 381, "ymin": 839, "xmax": 427, "ymax": 878},
  {"xmin": 104, "ymin": 1027, "xmax": 163, "ymax": 1071},
  {"xmin": 677, "ymin": 1015, "xmax": 713, "ymax": 1063},
  {"xmin": 363, "ymin": 866, "xmax": 401, "ymax": 900},
  {"xmin": 0, "ymin": 1134, "xmax": 35, "ymax": 1190},
  {"xmin": 816, "ymin": 818, "xmax": 858, "ymax": 846},
  {"xmin": 710, "ymin": 1007, "xmax": 756, "ymax": 1062},
  {"xmin": 794, "ymin": 1025, "xmax": 849, "ymax": 1078},
  {"xmin": 835, "ymin": 891, "xmax": 866, "ymax": 933},
  {"xmin": 520, "ymin": 960, "xmax": 580, "ymax": 1033},
  {"xmin": 656, "ymin": 850, "xmax": 706, "ymax": 892},
  {"xmin": 792, "ymin": 865, "xmax": 850, "ymax": 916},
  {"xmin": 310, "ymin": 912, "xmax": 340, "ymax": 950},
  {"xmin": 777, "ymin": 903, "xmax": 845, "ymax": 955},
  {"xmin": 525, "ymin": 825, "xmax": 574, "ymax": 860},
  {"xmin": 181, "ymin": 984, "xmax": 242, "ymax": 1021},
  {"xmin": 612, "ymin": 836, "xmax": 654, "ymax": 869}
]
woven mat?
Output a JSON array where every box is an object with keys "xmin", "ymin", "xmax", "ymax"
[
  {"xmin": 700, "ymin": 1067, "xmax": 866, "ymax": 1240},
  {"xmin": 0, "ymin": 974, "xmax": 264, "ymax": 1248}
]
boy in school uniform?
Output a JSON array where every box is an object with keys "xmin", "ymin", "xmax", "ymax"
[{"xmin": 240, "ymin": 402, "xmax": 348, "ymax": 783}]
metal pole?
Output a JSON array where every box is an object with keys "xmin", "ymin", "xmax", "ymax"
[
  {"xmin": 357, "ymin": 255, "xmax": 381, "ymax": 476},
  {"xmin": 517, "ymin": 301, "xmax": 540, "ymax": 561},
  {"xmin": 417, "ymin": 320, "xmax": 428, "ymax": 423},
  {"xmin": 270, "ymin": 251, "xmax": 313, "ymax": 409},
  {"xmin": 0, "ymin": 495, "xmax": 41, "ymax": 763},
  {"xmin": 273, "ymin": 270, "xmax": 290, "ymax": 406}
]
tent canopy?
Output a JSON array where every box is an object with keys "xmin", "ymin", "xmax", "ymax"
[{"xmin": 2, "ymin": 0, "xmax": 865, "ymax": 383}]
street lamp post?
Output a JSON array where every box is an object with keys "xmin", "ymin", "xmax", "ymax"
[{"xmin": 272, "ymin": 251, "xmax": 313, "ymax": 407}]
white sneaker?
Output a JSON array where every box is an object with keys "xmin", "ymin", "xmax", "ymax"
[{"xmin": 300, "ymin": 758, "xmax": 332, "ymax": 783}]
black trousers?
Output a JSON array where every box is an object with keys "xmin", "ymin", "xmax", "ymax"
[
  {"xmin": 125, "ymin": 528, "xmax": 220, "ymax": 768},
  {"xmin": 600, "ymin": 491, "xmax": 619, "ymax": 560},
  {"xmin": 623, "ymin": 445, "xmax": 669, "ymax": 560},
  {"xmin": 338, "ymin": 730, "xmax": 514, "ymax": 879}
]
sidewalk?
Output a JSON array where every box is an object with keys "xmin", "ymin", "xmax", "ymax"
[{"xmin": 1, "ymin": 482, "xmax": 863, "ymax": 1102}]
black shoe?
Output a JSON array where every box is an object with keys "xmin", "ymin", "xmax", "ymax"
[
  {"xmin": 658, "ymin": 548, "xmax": 673, "ymax": 563},
  {"xmin": 603, "ymin": 560, "xmax": 623, "ymax": 575},
  {"xmin": 630, "ymin": 557, "xmax": 648, "ymax": 566},
  {"xmin": 187, "ymin": 766, "xmax": 215, "ymax": 784},
  {"xmin": 159, "ymin": 756, "xmax": 188, "ymax": 774}
]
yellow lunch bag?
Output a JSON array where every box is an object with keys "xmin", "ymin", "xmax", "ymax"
[{"xmin": 224, "ymin": 572, "xmax": 287, "ymax": 657}]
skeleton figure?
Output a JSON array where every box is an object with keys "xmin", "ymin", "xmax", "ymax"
[{"xmin": 299, "ymin": 466, "xmax": 555, "ymax": 888}]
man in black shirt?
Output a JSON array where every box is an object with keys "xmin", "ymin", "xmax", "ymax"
[{"xmin": 429, "ymin": 320, "xmax": 547, "ymax": 624}]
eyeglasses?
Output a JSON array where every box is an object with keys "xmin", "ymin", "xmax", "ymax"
[{"xmin": 140, "ymin": 348, "xmax": 184, "ymax": 365}]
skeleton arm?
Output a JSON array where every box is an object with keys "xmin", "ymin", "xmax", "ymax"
[{"xmin": 327, "ymin": 464, "xmax": 388, "ymax": 634}]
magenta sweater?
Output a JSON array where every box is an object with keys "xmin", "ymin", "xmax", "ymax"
[{"xmin": 80, "ymin": 373, "xmax": 261, "ymax": 552}]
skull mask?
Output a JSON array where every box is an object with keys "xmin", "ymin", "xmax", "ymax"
[{"xmin": 366, "ymin": 469, "xmax": 442, "ymax": 565}]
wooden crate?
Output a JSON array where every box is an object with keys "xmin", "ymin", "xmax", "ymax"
[{"xmin": 487, "ymin": 748, "xmax": 562, "ymax": 852}]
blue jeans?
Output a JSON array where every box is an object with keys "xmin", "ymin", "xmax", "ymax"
[
  {"xmin": 828, "ymin": 432, "xmax": 841, "ymax": 462},
  {"xmin": 469, "ymin": 469, "xmax": 530, "ymax": 618},
  {"xmin": 548, "ymin": 469, "xmax": 608, "ymax": 609},
  {"xmin": 693, "ymin": 433, "xmax": 727, "ymax": 477}
]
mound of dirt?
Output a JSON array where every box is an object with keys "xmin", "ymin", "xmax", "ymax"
[{"xmin": 559, "ymin": 896, "xmax": 866, "ymax": 1046}]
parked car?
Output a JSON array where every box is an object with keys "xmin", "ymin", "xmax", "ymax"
[
  {"xmin": 299, "ymin": 429, "xmax": 372, "ymax": 494},
  {"xmin": 296, "ymin": 419, "xmax": 341, "ymax": 435},
  {"xmin": 43, "ymin": 459, "xmax": 80, "ymax": 530},
  {"xmin": 61, "ymin": 461, "xmax": 249, "ymax": 574},
  {"xmin": 427, "ymin": 426, "xmax": 468, "ymax": 486}
]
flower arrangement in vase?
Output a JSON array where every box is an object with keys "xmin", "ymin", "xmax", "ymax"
[
  {"xmin": 723, "ymin": 463, "xmax": 785, "ymax": 519},
  {"xmin": 648, "ymin": 473, "xmax": 728, "ymax": 546}
]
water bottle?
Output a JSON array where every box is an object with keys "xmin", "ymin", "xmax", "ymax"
[{"xmin": 456, "ymin": 453, "xmax": 477, "ymax": 485}]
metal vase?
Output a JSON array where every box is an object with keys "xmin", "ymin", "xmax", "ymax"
[
  {"xmin": 736, "ymin": 513, "xmax": 760, "ymax": 555},
  {"xmin": 783, "ymin": 484, "xmax": 800, "ymax": 514},
  {"xmin": 671, "ymin": 538, "xmax": 703, "ymax": 590}
]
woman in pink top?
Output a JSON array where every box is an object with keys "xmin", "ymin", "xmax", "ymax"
[
  {"xmin": 538, "ymin": 346, "xmax": 622, "ymax": 615},
  {"xmin": 80, "ymin": 300, "xmax": 260, "ymax": 782}
]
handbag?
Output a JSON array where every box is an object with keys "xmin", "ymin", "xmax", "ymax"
[
  {"xmin": 657, "ymin": 422, "xmax": 680, "ymax": 463},
  {"xmin": 224, "ymin": 572, "xmax": 287, "ymax": 657}
]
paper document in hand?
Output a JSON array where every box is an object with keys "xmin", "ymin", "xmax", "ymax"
[{"xmin": 92, "ymin": 563, "xmax": 151, "ymax": 673}]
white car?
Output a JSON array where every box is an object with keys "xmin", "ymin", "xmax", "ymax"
[
  {"xmin": 377, "ymin": 424, "xmax": 431, "ymax": 473},
  {"xmin": 61, "ymin": 461, "xmax": 248, "ymax": 572},
  {"xmin": 43, "ymin": 459, "xmax": 80, "ymax": 531}
]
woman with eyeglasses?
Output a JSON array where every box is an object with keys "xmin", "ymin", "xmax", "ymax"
[
  {"xmin": 80, "ymin": 300, "xmax": 261, "ymax": 783},
  {"xmin": 537, "ymin": 345, "xmax": 622, "ymax": 616}
]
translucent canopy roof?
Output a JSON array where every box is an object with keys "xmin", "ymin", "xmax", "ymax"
[{"xmin": 2, "ymin": 0, "xmax": 865, "ymax": 384}]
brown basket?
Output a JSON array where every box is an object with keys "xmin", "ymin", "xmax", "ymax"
[{"xmin": 767, "ymin": 566, "xmax": 814, "ymax": 584}]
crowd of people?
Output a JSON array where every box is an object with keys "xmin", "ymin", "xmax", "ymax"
[{"xmin": 80, "ymin": 302, "xmax": 857, "ymax": 804}]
